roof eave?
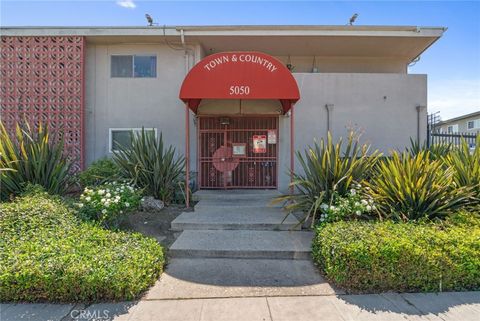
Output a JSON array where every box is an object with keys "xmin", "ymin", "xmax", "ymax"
[
  {"xmin": 0, "ymin": 25, "xmax": 446, "ymax": 38},
  {"xmin": 437, "ymin": 111, "xmax": 480, "ymax": 125}
]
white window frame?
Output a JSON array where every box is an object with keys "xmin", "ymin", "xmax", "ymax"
[
  {"xmin": 447, "ymin": 124, "xmax": 459, "ymax": 134},
  {"xmin": 467, "ymin": 119, "xmax": 480, "ymax": 130},
  {"xmin": 108, "ymin": 128, "xmax": 158, "ymax": 153},
  {"xmin": 110, "ymin": 54, "xmax": 157, "ymax": 78}
]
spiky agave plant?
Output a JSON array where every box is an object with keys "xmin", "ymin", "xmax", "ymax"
[
  {"xmin": 275, "ymin": 132, "xmax": 381, "ymax": 227},
  {"xmin": 366, "ymin": 150, "xmax": 473, "ymax": 222},
  {"xmin": 0, "ymin": 121, "xmax": 74, "ymax": 200},
  {"xmin": 442, "ymin": 136, "xmax": 480, "ymax": 205},
  {"xmin": 407, "ymin": 138, "xmax": 452, "ymax": 160},
  {"xmin": 112, "ymin": 128, "xmax": 185, "ymax": 204}
]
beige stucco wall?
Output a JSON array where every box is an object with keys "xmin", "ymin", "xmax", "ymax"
[
  {"xmin": 277, "ymin": 73, "xmax": 427, "ymax": 191},
  {"xmin": 85, "ymin": 43, "xmax": 427, "ymax": 192},
  {"xmin": 276, "ymin": 56, "xmax": 407, "ymax": 73},
  {"xmin": 85, "ymin": 43, "xmax": 197, "ymax": 168}
]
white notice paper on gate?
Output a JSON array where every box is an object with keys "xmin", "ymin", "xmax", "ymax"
[{"xmin": 268, "ymin": 130, "xmax": 277, "ymax": 144}]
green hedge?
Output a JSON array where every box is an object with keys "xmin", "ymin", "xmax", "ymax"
[
  {"xmin": 312, "ymin": 215, "xmax": 480, "ymax": 293},
  {"xmin": 0, "ymin": 191, "xmax": 164, "ymax": 302}
]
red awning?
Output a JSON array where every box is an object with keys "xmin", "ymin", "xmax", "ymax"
[{"xmin": 179, "ymin": 51, "xmax": 300, "ymax": 114}]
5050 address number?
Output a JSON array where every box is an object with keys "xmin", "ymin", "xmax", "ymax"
[{"xmin": 229, "ymin": 85, "xmax": 250, "ymax": 95}]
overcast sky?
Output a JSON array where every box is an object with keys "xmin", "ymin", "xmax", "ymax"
[{"xmin": 1, "ymin": 0, "xmax": 479, "ymax": 121}]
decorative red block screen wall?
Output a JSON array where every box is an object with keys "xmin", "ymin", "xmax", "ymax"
[{"xmin": 0, "ymin": 36, "xmax": 85, "ymax": 171}]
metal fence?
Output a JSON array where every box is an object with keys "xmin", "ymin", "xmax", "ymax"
[
  {"xmin": 427, "ymin": 131, "xmax": 478, "ymax": 148},
  {"xmin": 426, "ymin": 112, "xmax": 478, "ymax": 148}
]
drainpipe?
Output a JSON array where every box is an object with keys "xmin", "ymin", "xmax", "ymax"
[
  {"xmin": 180, "ymin": 29, "xmax": 189, "ymax": 75},
  {"xmin": 416, "ymin": 105, "xmax": 426, "ymax": 145},
  {"xmin": 325, "ymin": 104, "xmax": 334, "ymax": 136}
]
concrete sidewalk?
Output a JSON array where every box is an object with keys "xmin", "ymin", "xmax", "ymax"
[{"xmin": 1, "ymin": 292, "xmax": 479, "ymax": 321}]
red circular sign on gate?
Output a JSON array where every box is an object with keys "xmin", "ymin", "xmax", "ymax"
[{"xmin": 212, "ymin": 146, "xmax": 240, "ymax": 172}]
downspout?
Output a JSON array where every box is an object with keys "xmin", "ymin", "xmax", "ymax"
[
  {"xmin": 325, "ymin": 104, "xmax": 334, "ymax": 136},
  {"xmin": 181, "ymin": 29, "xmax": 189, "ymax": 74},
  {"xmin": 416, "ymin": 105, "xmax": 426, "ymax": 145}
]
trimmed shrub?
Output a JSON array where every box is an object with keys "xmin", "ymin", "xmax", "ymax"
[
  {"xmin": 0, "ymin": 121, "xmax": 74, "ymax": 200},
  {"xmin": 276, "ymin": 132, "xmax": 381, "ymax": 227},
  {"xmin": 366, "ymin": 151, "xmax": 473, "ymax": 221},
  {"xmin": 312, "ymin": 216, "xmax": 480, "ymax": 293},
  {"xmin": 0, "ymin": 189, "xmax": 164, "ymax": 302},
  {"xmin": 77, "ymin": 158, "xmax": 121, "ymax": 187}
]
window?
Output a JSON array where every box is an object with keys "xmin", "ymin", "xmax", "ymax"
[
  {"xmin": 134, "ymin": 56, "xmax": 157, "ymax": 77},
  {"xmin": 447, "ymin": 124, "xmax": 459, "ymax": 134},
  {"xmin": 109, "ymin": 128, "xmax": 157, "ymax": 152},
  {"xmin": 467, "ymin": 119, "xmax": 480, "ymax": 130},
  {"xmin": 111, "ymin": 55, "xmax": 157, "ymax": 78},
  {"xmin": 111, "ymin": 56, "xmax": 133, "ymax": 78}
]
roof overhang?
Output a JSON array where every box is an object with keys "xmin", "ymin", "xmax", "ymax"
[
  {"xmin": 1, "ymin": 25, "xmax": 446, "ymax": 62},
  {"xmin": 437, "ymin": 111, "xmax": 480, "ymax": 125}
]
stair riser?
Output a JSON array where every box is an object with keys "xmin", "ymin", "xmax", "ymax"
[
  {"xmin": 169, "ymin": 249, "xmax": 311, "ymax": 260},
  {"xmin": 171, "ymin": 222, "xmax": 300, "ymax": 231},
  {"xmin": 196, "ymin": 194, "xmax": 281, "ymax": 201},
  {"xmin": 195, "ymin": 202, "xmax": 284, "ymax": 209},
  {"xmin": 191, "ymin": 208, "xmax": 290, "ymax": 216}
]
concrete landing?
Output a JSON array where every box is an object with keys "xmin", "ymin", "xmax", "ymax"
[
  {"xmin": 169, "ymin": 230, "xmax": 313, "ymax": 259},
  {"xmin": 145, "ymin": 258, "xmax": 340, "ymax": 299},
  {"xmin": 171, "ymin": 207, "xmax": 300, "ymax": 231}
]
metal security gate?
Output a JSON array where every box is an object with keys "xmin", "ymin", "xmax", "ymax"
[{"xmin": 198, "ymin": 116, "xmax": 278, "ymax": 189}]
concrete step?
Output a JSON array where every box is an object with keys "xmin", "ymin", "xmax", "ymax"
[
  {"xmin": 171, "ymin": 207, "xmax": 300, "ymax": 231},
  {"xmin": 193, "ymin": 189, "xmax": 286, "ymax": 208},
  {"xmin": 194, "ymin": 189, "xmax": 282, "ymax": 201},
  {"xmin": 144, "ymin": 258, "xmax": 339, "ymax": 299},
  {"xmin": 169, "ymin": 230, "xmax": 313, "ymax": 260},
  {"xmin": 195, "ymin": 199, "xmax": 284, "ymax": 209}
]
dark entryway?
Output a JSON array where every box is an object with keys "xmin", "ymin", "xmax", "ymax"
[{"xmin": 198, "ymin": 116, "xmax": 278, "ymax": 189}]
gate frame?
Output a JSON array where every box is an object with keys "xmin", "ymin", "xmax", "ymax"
[{"xmin": 196, "ymin": 114, "xmax": 280, "ymax": 190}]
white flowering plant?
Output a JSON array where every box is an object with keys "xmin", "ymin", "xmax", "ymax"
[
  {"xmin": 317, "ymin": 183, "xmax": 377, "ymax": 225},
  {"xmin": 76, "ymin": 181, "xmax": 142, "ymax": 228}
]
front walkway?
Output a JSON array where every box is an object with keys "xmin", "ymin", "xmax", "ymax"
[
  {"xmin": 154, "ymin": 189, "xmax": 335, "ymax": 299},
  {"xmin": 1, "ymin": 292, "xmax": 479, "ymax": 321}
]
